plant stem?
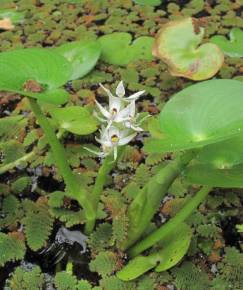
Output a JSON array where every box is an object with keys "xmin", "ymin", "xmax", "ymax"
[
  {"xmin": 128, "ymin": 186, "xmax": 212, "ymax": 258},
  {"xmin": 28, "ymin": 98, "xmax": 95, "ymax": 224},
  {"xmin": 0, "ymin": 150, "xmax": 35, "ymax": 175},
  {"xmin": 85, "ymin": 153, "xmax": 115, "ymax": 234},
  {"xmin": 121, "ymin": 150, "xmax": 197, "ymax": 250}
]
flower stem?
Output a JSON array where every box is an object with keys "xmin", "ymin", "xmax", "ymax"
[
  {"xmin": 128, "ymin": 185, "xmax": 212, "ymax": 258},
  {"xmin": 85, "ymin": 148, "xmax": 124, "ymax": 234},
  {"xmin": 121, "ymin": 149, "xmax": 197, "ymax": 250},
  {"xmin": 28, "ymin": 98, "xmax": 95, "ymax": 224}
]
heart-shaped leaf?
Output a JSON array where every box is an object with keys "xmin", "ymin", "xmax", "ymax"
[
  {"xmin": 98, "ymin": 32, "xmax": 154, "ymax": 66},
  {"xmin": 54, "ymin": 41, "xmax": 101, "ymax": 80},
  {"xmin": 195, "ymin": 134, "xmax": 243, "ymax": 168},
  {"xmin": 184, "ymin": 163, "xmax": 243, "ymax": 188},
  {"xmin": 153, "ymin": 18, "xmax": 224, "ymax": 80},
  {"xmin": 133, "ymin": 0, "xmax": 162, "ymax": 6},
  {"xmin": 211, "ymin": 28, "xmax": 243, "ymax": 58},
  {"xmin": 117, "ymin": 223, "xmax": 191, "ymax": 281},
  {"xmin": 50, "ymin": 106, "xmax": 98, "ymax": 135},
  {"xmin": 0, "ymin": 48, "xmax": 71, "ymax": 105},
  {"xmin": 145, "ymin": 79, "xmax": 243, "ymax": 153}
]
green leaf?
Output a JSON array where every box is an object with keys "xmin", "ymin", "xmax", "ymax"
[
  {"xmin": 184, "ymin": 163, "xmax": 243, "ymax": 188},
  {"xmin": 145, "ymin": 79, "xmax": 243, "ymax": 153},
  {"xmin": 0, "ymin": 9, "xmax": 25, "ymax": 23},
  {"xmin": 134, "ymin": 0, "xmax": 162, "ymax": 6},
  {"xmin": 211, "ymin": 28, "xmax": 243, "ymax": 58},
  {"xmin": 99, "ymin": 32, "xmax": 154, "ymax": 66},
  {"xmin": 51, "ymin": 106, "xmax": 98, "ymax": 135},
  {"xmin": 0, "ymin": 48, "xmax": 71, "ymax": 104},
  {"xmin": 117, "ymin": 223, "xmax": 192, "ymax": 281},
  {"xmin": 195, "ymin": 134, "xmax": 243, "ymax": 168},
  {"xmin": 54, "ymin": 41, "xmax": 101, "ymax": 80},
  {"xmin": 23, "ymin": 200, "xmax": 54, "ymax": 251},
  {"xmin": 0, "ymin": 233, "xmax": 25, "ymax": 266},
  {"xmin": 153, "ymin": 18, "xmax": 224, "ymax": 80}
]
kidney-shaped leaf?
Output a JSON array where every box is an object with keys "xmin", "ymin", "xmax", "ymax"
[
  {"xmin": 196, "ymin": 134, "xmax": 243, "ymax": 168},
  {"xmin": 54, "ymin": 41, "xmax": 101, "ymax": 80},
  {"xmin": 145, "ymin": 79, "xmax": 243, "ymax": 153},
  {"xmin": 153, "ymin": 18, "xmax": 224, "ymax": 80},
  {"xmin": 99, "ymin": 32, "xmax": 154, "ymax": 66},
  {"xmin": 184, "ymin": 163, "xmax": 243, "ymax": 188},
  {"xmin": 117, "ymin": 223, "xmax": 191, "ymax": 281},
  {"xmin": 0, "ymin": 48, "xmax": 71, "ymax": 104},
  {"xmin": 51, "ymin": 106, "xmax": 98, "ymax": 135},
  {"xmin": 211, "ymin": 28, "xmax": 243, "ymax": 58}
]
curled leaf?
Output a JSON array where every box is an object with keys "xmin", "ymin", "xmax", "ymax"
[{"xmin": 153, "ymin": 17, "xmax": 224, "ymax": 80}]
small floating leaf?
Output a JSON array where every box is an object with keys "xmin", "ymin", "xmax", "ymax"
[
  {"xmin": 51, "ymin": 106, "xmax": 98, "ymax": 135},
  {"xmin": 99, "ymin": 32, "xmax": 154, "ymax": 66},
  {"xmin": 211, "ymin": 28, "xmax": 243, "ymax": 58},
  {"xmin": 54, "ymin": 41, "xmax": 101, "ymax": 80},
  {"xmin": 117, "ymin": 223, "xmax": 191, "ymax": 281},
  {"xmin": 153, "ymin": 18, "xmax": 224, "ymax": 80},
  {"xmin": 0, "ymin": 48, "xmax": 71, "ymax": 104},
  {"xmin": 133, "ymin": 0, "xmax": 162, "ymax": 6},
  {"xmin": 145, "ymin": 79, "xmax": 243, "ymax": 153}
]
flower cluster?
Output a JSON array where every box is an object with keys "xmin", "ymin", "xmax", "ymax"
[{"xmin": 86, "ymin": 81, "xmax": 146, "ymax": 160}]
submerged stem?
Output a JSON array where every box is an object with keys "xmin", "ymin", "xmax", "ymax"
[
  {"xmin": 28, "ymin": 98, "xmax": 95, "ymax": 223},
  {"xmin": 128, "ymin": 185, "xmax": 212, "ymax": 258}
]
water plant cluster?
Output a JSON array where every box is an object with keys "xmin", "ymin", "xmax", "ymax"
[{"xmin": 0, "ymin": 1, "xmax": 242, "ymax": 290}]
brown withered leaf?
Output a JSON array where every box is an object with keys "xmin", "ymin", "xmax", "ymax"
[{"xmin": 0, "ymin": 18, "xmax": 14, "ymax": 30}]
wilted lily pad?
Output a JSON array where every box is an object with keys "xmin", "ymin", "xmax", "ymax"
[
  {"xmin": 152, "ymin": 18, "xmax": 224, "ymax": 80},
  {"xmin": 51, "ymin": 106, "xmax": 98, "ymax": 135},
  {"xmin": 184, "ymin": 163, "xmax": 243, "ymax": 188},
  {"xmin": 0, "ymin": 48, "xmax": 71, "ymax": 105},
  {"xmin": 117, "ymin": 223, "xmax": 191, "ymax": 281},
  {"xmin": 98, "ymin": 32, "xmax": 154, "ymax": 66},
  {"xmin": 133, "ymin": 0, "xmax": 162, "ymax": 6},
  {"xmin": 54, "ymin": 41, "xmax": 101, "ymax": 80},
  {"xmin": 211, "ymin": 28, "xmax": 243, "ymax": 58},
  {"xmin": 145, "ymin": 79, "xmax": 243, "ymax": 153}
]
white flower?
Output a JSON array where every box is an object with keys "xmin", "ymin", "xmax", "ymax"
[
  {"xmin": 96, "ymin": 126, "xmax": 136, "ymax": 160},
  {"xmin": 84, "ymin": 125, "xmax": 136, "ymax": 160},
  {"xmin": 100, "ymin": 81, "xmax": 145, "ymax": 102}
]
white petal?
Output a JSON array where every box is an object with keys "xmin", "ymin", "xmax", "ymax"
[
  {"xmin": 95, "ymin": 136, "xmax": 111, "ymax": 147},
  {"xmin": 83, "ymin": 146, "xmax": 105, "ymax": 158},
  {"xmin": 118, "ymin": 133, "xmax": 136, "ymax": 146},
  {"xmin": 116, "ymin": 81, "xmax": 125, "ymax": 98},
  {"xmin": 93, "ymin": 111, "xmax": 107, "ymax": 122},
  {"xmin": 109, "ymin": 95, "xmax": 122, "ymax": 112},
  {"xmin": 108, "ymin": 126, "xmax": 120, "ymax": 139},
  {"xmin": 130, "ymin": 124, "xmax": 143, "ymax": 132},
  {"xmin": 95, "ymin": 100, "xmax": 111, "ymax": 119},
  {"xmin": 127, "ymin": 90, "xmax": 145, "ymax": 101},
  {"xmin": 113, "ymin": 146, "xmax": 118, "ymax": 160},
  {"xmin": 115, "ymin": 103, "xmax": 133, "ymax": 122},
  {"xmin": 99, "ymin": 83, "xmax": 114, "ymax": 99}
]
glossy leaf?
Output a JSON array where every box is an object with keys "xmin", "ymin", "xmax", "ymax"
[
  {"xmin": 211, "ymin": 28, "xmax": 243, "ymax": 58},
  {"xmin": 0, "ymin": 48, "xmax": 71, "ymax": 105},
  {"xmin": 117, "ymin": 223, "xmax": 191, "ymax": 281},
  {"xmin": 51, "ymin": 106, "xmax": 98, "ymax": 135},
  {"xmin": 99, "ymin": 32, "xmax": 154, "ymax": 66},
  {"xmin": 153, "ymin": 18, "xmax": 224, "ymax": 80},
  {"xmin": 54, "ymin": 41, "xmax": 101, "ymax": 80},
  {"xmin": 184, "ymin": 163, "xmax": 243, "ymax": 188},
  {"xmin": 145, "ymin": 79, "xmax": 243, "ymax": 153},
  {"xmin": 196, "ymin": 134, "xmax": 243, "ymax": 168}
]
